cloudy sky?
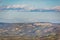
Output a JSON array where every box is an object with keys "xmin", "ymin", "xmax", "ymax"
[{"xmin": 0, "ymin": 0, "xmax": 60, "ymax": 23}]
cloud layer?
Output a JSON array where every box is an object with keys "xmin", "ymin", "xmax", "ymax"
[{"xmin": 0, "ymin": 5, "xmax": 60, "ymax": 12}]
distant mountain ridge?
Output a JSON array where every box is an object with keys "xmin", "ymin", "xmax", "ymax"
[
  {"xmin": 0, "ymin": 6, "xmax": 60, "ymax": 12},
  {"xmin": 0, "ymin": 8, "xmax": 60, "ymax": 12}
]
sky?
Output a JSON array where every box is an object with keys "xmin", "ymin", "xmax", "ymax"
[
  {"xmin": 0, "ymin": 0, "xmax": 60, "ymax": 23},
  {"xmin": 0, "ymin": 0, "xmax": 60, "ymax": 8}
]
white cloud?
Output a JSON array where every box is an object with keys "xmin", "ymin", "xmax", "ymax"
[
  {"xmin": 27, "ymin": 7, "xmax": 36, "ymax": 10},
  {"xmin": 52, "ymin": 6, "xmax": 60, "ymax": 10},
  {"xmin": 0, "ymin": 5, "xmax": 60, "ymax": 12},
  {"xmin": 6, "ymin": 4, "xmax": 27, "ymax": 8}
]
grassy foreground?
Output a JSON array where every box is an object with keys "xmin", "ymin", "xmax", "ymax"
[{"xmin": 0, "ymin": 34, "xmax": 59, "ymax": 40}]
